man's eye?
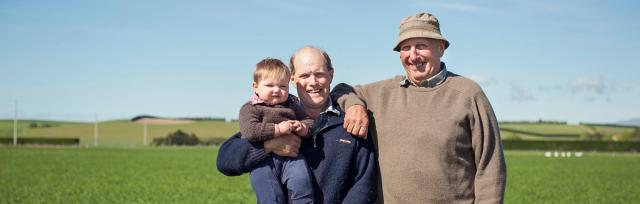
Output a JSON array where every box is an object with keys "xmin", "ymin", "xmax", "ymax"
[
  {"xmin": 416, "ymin": 44, "xmax": 428, "ymax": 50},
  {"xmin": 400, "ymin": 46, "xmax": 411, "ymax": 51}
]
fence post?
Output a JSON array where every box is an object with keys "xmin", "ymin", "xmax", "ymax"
[{"xmin": 13, "ymin": 100, "xmax": 18, "ymax": 146}]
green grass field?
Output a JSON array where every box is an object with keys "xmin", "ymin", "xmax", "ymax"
[
  {"xmin": 501, "ymin": 123, "xmax": 586, "ymax": 135},
  {"xmin": 1, "ymin": 148, "xmax": 638, "ymax": 203},
  {"xmin": 504, "ymin": 151, "xmax": 640, "ymax": 203},
  {"xmin": 0, "ymin": 147, "xmax": 254, "ymax": 204},
  {"xmin": 500, "ymin": 123, "xmax": 636, "ymax": 141}
]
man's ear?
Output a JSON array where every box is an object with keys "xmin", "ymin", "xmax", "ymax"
[
  {"xmin": 438, "ymin": 40, "xmax": 446, "ymax": 56},
  {"xmin": 290, "ymin": 75, "xmax": 296, "ymax": 87},
  {"xmin": 328, "ymin": 69, "xmax": 334, "ymax": 84}
]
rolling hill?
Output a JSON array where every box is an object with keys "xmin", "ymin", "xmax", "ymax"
[{"xmin": 1, "ymin": 119, "xmax": 637, "ymax": 147}]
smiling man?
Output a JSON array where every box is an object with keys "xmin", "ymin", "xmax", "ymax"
[
  {"xmin": 334, "ymin": 12, "xmax": 507, "ymax": 203},
  {"xmin": 217, "ymin": 46, "xmax": 377, "ymax": 204},
  {"xmin": 289, "ymin": 47, "xmax": 334, "ymax": 119}
]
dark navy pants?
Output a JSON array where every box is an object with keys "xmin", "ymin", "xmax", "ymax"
[{"xmin": 250, "ymin": 154, "xmax": 314, "ymax": 204}]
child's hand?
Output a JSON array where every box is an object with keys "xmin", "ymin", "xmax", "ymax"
[
  {"xmin": 275, "ymin": 121, "xmax": 294, "ymax": 136},
  {"xmin": 291, "ymin": 120, "xmax": 308, "ymax": 137}
]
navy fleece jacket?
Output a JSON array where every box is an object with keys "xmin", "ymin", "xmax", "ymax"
[{"xmin": 217, "ymin": 110, "xmax": 377, "ymax": 204}]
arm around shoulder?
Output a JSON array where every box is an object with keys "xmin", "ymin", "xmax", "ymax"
[
  {"xmin": 331, "ymin": 83, "xmax": 367, "ymax": 111},
  {"xmin": 332, "ymin": 83, "xmax": 370, "ymax": 138}
]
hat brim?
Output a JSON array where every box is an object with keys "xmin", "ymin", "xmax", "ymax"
[{"xmin": 393, "ymin": 30, "xmax": 450, "ymax": 51}]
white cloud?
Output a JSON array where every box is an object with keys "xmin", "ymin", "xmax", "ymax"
[
  {"xmin": 509, "ymin": 83, "xmax": 535, "ymax": 101},
  {"xmin": 537, "ymin": 84, "xmax": 563, "ymax": 92},
  {"xmin": 568, "ymin": 76, "xmax": 615, "ymax": 94}
]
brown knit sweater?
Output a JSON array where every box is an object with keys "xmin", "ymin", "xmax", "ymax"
[
  {"xmin": 239, "ymin": 98, "xmax": 314, "ymax": 142},
  {"xmin": 335, "ymin": 73, "xmax": 506, "ymax": 204}
]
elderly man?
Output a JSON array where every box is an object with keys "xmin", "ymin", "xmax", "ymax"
[
  {"xmin": 335, "ymin": 12, "xmax": 506, "ymax": 203},
  {"xmin": 217, "ymin": 46, "xmax": 377, "ymax": 204}
]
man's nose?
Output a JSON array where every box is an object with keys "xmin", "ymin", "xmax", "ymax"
[
  {"xmin": 308, "ymin": 76, "xmax": 319, "ymax": 85},
  {"xmin": 409, "ymin": 47, "xmax": 418, "ymax": 61}
]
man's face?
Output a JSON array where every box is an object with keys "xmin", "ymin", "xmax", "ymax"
[
  {"xmin": 399, "ymin": 38, "xmax": 445, "ymax": 85},
  {"xmin": 252, "ymin": 75, "xmax": 290, "ymax": 105},
  {"xmin": 291, "ymin": 49, "xmax": 334, "ymax": 110}
]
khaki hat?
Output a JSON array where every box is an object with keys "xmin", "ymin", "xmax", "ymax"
[{"xmin": 393, "ymin": 12, "xmax": 450, "ymax": 51}]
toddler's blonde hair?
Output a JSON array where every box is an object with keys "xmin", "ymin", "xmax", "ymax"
[{"xmin": 254, "ymin": 58, "xmax": 290, "ymax": 83}]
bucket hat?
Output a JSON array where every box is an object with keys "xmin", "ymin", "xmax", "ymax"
[{"xmin": 393, "ymin": 12, "xmax": 450, "ymax": 51}]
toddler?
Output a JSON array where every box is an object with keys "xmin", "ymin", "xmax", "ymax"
[{"xmin": 238, "ymin": 58, "xmax": 314, "ymax": 204}]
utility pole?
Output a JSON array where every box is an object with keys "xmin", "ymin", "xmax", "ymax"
[
  {"xmin": 143, "ymin": 120, "xmax": 148, "ymax": 146},
  {"xmin": 94, "ymin": 114, "xmax": 98, "ymax": 146},
  {"xmin": 13, "ymin": 100, "xmax": 18, "ymax": 146}
]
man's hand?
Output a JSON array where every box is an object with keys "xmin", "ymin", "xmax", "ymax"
[
  {"xmin": 344, "ymin": 105, "xmax": 369, "ymax": 138},
  {"xmin": 264, "ymin": 134, "xmax": 301, "ymax": 157},
  {"xmin": 275, "ymin": 121, "xmax": 294, "ymax": 137},
  {"xmin": 290, "ymin": 120, "xmax": 308, "ymax": 137}
]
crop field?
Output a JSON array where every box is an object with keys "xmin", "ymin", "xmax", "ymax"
[
  {"xmin": 589, "ymin": 125, "xmax": 635, "ymax": 136},
  {"xmin": 1, "ymin": 147, "xmax": 639, "ymax": 204},
  {"xmin": 0, "ymin": 147, "xmax": 254, "ymax": 203},
  {"xmin": 500, "ymin": 123, "xmax": 636, "ymax": 141},
  {"xmin": 0, "ymin": 120, "xmax": 239, "ymax": 147},
  {"xmin": 504, "ymin": 151, "xmax": 639, "ymax": 203},
  {"xmin": 501, "ymin": 123, "xmax": 586, "ymax": 135}
]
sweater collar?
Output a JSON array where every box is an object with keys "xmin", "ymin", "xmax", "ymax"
[
  {"xmin": 400, "ymin": 62, "xmax": 448, "ymax": 88},
  {"xmin": 320, "ymin": 96, "xmax": 341, "ymax": 116}
]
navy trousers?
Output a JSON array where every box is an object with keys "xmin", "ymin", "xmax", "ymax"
[{"xmin": 250, "ymin": 154, "xmax": 314, "ymax": 204}]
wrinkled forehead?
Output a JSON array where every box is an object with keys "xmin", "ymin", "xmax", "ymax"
[
  {"xmin": 298, "ymin": 60, "xmax": 326, "ymax": 69},
  {"xmin": 293, "ymin": 57, "xmax": 328, "ymax": 75}
]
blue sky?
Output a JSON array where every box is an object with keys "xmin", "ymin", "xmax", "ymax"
[{"xmin": 1, "ymin": 0, "xmax": 639, "ymax": 123}]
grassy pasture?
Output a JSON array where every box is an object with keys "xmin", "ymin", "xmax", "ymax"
[
  {"xmin": 0, "ymin": 147, "xmax": 254, "ymax": 204},
  {"xmin": 589, "ymin": 125, "xmax": 637, "ymax": 137},
  {"xmin": 1, "ymin": 148, "xmax": 639, "ymax": 203},
  {"xmin": 505, "ymin": 151, "xmax": 640, "ymax": 203},
  {"xmin": 500, "ymin": 123, "xmax": 586, "ymax": 140},
  {"xmin": 0, "ymin": 120, "xmax": 239, "ymax": 147},
  {"xmin": 500, "ymin": 123, "xmax": 636, "ymax": 141},
  {"xmin": 500, "ymin": 123, "xmax": 585, "ymax": 135}
]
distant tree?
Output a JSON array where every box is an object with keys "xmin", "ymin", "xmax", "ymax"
[
  {"xmin": 29, "ymin": 122, "xmax": 38, "ymax": 128},
  {"xmin": 164, "ymin": 129, "xmax": 200, "ymax": 146},
  {"xmin": 152, "ymin": 137, "xmax": 166, "ymax": 146},
  {"xmin": 632, "ymin": 128, "xmax": 640, "ymax": 142},
  {"xmin": 580, "ymin": 127, "xmax": 603, "ymax": 141},
  {"xmin": 617, "ymin": 128, "xmax": 640, "ymax": 142}
]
